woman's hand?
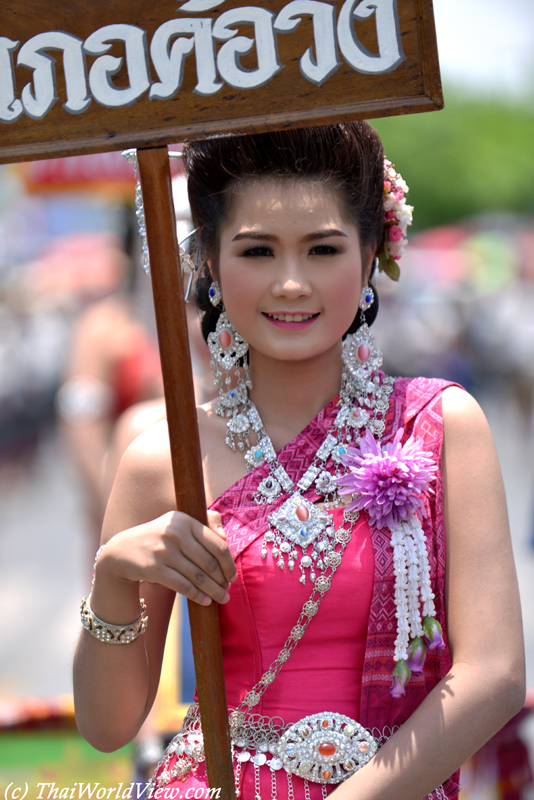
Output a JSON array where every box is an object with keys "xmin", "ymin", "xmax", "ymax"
[{"xmin": 94, "ymin": 508, "xmax": 237, "ymax": 609}]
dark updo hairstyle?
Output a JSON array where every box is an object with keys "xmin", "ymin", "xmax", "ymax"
[{"xmin": 182, "ymin": 121, "xmax": 384, "ymax": 342}]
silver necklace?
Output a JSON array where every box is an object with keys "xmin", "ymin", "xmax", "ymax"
[{"xmin": 226, "ymin": 367, "xmax": 394, "ymax": 585}]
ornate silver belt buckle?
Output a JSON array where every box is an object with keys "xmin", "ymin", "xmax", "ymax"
[{"xmin": 277, "ymin": 711, "xmax": 378, "ymax": 784}]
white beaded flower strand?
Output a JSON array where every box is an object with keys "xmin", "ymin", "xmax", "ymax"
[{"xmin": 335, "ymin": 428, "xmax": 444, "ymax": 696}]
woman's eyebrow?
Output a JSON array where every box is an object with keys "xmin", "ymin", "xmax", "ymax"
[
  {"xmin": 232, "ymin": 228, "xmax": 348, "ymax": 242},
  {"xmin": 232, "ymin": 231, "xmax": 277, "ymax": 242},
  {"xmin": 302, "ymin": 229, "xmax": 348, "ymax": 242}
]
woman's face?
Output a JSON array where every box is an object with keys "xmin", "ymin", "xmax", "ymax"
[{"xmin": 217, "ymin": 178, "xmax": 372, "ymax": 366}]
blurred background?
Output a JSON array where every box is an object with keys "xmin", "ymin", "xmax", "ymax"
[{"xmin": 1, "ymin": 0, "xmax": 534, "ymax": 796}]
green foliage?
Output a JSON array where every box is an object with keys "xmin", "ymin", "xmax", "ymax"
[{"xmin": 371, "ymin": 91, "xmax": 534, "ymax": 231}]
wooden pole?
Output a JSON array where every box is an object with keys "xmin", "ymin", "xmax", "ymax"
[{"xmin": 136, "ymin": 146, "xmax": 235, "ymax": 799}]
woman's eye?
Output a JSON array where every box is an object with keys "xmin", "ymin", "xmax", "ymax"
[
  {"xmin": 242, "ymin": 246, "xmax": 273, "ymax": 258},
  {"xmin": 309, "ymin": 244, "xmax": 339, "ymax": 256}
]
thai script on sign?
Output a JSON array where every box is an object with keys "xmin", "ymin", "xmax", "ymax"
[{"xmin": 0, "ymin": 0, "xmax": 404, "ymax": 124}]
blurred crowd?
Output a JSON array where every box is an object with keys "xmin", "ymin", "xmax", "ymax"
[
  {"xmin": 4, "ymin": 203, "xmax": 534, "ymax": 479},
  {"xmin": 374, "ymin": 217, "xmax": 534, "ymax": 422}
]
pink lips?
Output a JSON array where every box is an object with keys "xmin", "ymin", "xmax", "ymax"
[{"xmin": 263, "ymin": 313, "xmax": 319, "ymax": 330}]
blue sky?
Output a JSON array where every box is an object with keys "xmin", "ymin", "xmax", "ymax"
[{"xmin": 433, "ymin": 0, "xmax": 534, "ymax": 98}]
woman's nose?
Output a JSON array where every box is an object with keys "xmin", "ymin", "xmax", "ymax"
[{"xmin": 272, "ymin": 259, "xmax": 312, "ymax": 298}]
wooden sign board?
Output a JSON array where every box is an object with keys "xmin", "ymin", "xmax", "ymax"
[{"xmin": 0, "ymin": 0, "xmax": 442, "ymax": 164}]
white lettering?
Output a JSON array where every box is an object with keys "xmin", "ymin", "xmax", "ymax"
[
  {"xmin": 337, "ymin": 0, "xmax": 405, "ymax": 74},
  {"xmin": 78, "ymin": 784, "xmax": 99, "ymax": 799},
  {"xmin": 96, "ymin": 790, "xmax": 106, "ymax": 800},
  {"xmin": 84, "ymin": 24, "xmax": 150, "ymax": 107},
  {"xmin": 150, "ymin": 19, "xmax": 221, "ymax": 99},
  {"xmin": 274, "ymin": 0, "xmax": 340, "ymax": 85},
  {"xmin": 0, "ymin": 37, "xmax": 23, "ymax": 122},
  {"xmin": 17, "ymin": 31, "xmax": 90, "ymax": 120},
  {"xmin": 178, "ymin": 1, "xmax": 226, "ymax": 10},
  {"xmin": 213, "ymin": 7, "xmax": 281, "ymax": 89}
]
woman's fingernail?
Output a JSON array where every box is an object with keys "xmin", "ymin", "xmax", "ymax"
[
  {"xmin": 201, "ymin": 597, "xmax": 211, "ymax": 606},
  {"xmin": 225, "ymin": 582, "xmax": 232, "ymax": 591},
  {"xmin": 222, "ymin": 592, "xmax": 230, "ymax": 603},
  {"xmin": 230, "ymin": 572, "xmax": 237, "ymax": 583}
]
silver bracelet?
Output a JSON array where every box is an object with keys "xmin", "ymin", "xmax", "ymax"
[{"xmin": 80, "ymin": 596, "xmax": 148, "ymax": 644}]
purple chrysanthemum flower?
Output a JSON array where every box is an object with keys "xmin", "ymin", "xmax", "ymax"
[{"xmin": 336, "ymin": 428, "xmax": 437, "ymax": 529}]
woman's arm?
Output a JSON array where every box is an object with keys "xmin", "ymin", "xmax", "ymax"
[
  {"xmin": 332, "ymin": 387, "xmax": 526, "ymax": 799},
  {"xmin": 73, "ymin": 420, "xmax": 236, "ymax": 753}
]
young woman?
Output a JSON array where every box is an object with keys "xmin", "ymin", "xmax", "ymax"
[{"xmin": 73, "ymin": 123, "xmax": 525, "ymax": 800}]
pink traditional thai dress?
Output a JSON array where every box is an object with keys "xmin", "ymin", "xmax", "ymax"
[{"xmin": 151, "ymin": 377, "xmax": 461, "ymax": 800}]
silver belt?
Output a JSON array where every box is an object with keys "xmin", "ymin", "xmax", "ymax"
[{"xmin": 147, "ymin": 704, "xmax": 398, "ymax": 796}]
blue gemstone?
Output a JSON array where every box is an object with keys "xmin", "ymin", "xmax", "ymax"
[
  {"xmin": 286, "ymin": 745, "xmax": 295, "ymax": 755},
  {"xmin": 230, "ymin": 391, "xmax": 235, "ymax": 398},
  {"xmin": 209, "ymin": 288, "xmax": 214, "ymax": 296},
  {"xmin": 255, "ymin": 449, "xmax": 263, "ymax": 459},
  {"xmin": 338, "ymin": 446, "xmax": 346, "ymax": 455},
  {"xmin": 366, "ymin": 293, "xmax": 372, "ymax": 303},
  {"xmin": 300, "ymin": 528, "xmax": 308, "ymax": 537}
]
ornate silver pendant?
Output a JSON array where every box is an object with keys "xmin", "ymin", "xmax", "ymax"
[
  {"xmin": 269, "ymin": 493, "xmax": 331, "ymax": 550},
  {"xmin": 266, "ymin": 493, "xmax": 336, "ymax": 581}
]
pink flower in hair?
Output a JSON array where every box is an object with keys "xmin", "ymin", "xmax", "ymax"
[
  {"xmin": 388, "ymin": 225, "xmax": 404, "ymax": 242},
  {"xmin": 384, "ymin": 180, "xmax": 392, "ymax": 193},
  {"xmin": 388, "ymin": 239, "xmax": 406, "ymax": 259},
  {"xmin": 383, "ymin": 192, "xmax": 397, "ymax": 211},
  {"xmin": 384, "ymin": 210, "xmax": 398, "ymax": 222},
  {"xmin": 336, "ymin": 429, "xmax": 437, "ymax": 530}
]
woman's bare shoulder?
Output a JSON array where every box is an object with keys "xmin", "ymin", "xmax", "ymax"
[
  {"xmin": 104, "ymin": 419, "xmax": 175, "ymax": 537},
  {"xmin": 441, "ymin": 385, "xmax": 492, "ymax": 445},
  {"xmin": 111, "ymin": 402, "xmax": 226, "ymax": 514}
]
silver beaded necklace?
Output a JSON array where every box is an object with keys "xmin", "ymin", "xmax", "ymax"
[{"xmin": 223, "ymin": 334, "xmax": 394, "ymax": 585}]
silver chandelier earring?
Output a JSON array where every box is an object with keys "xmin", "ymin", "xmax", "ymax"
[
  {"xmin": 206, "ymin": 283, "xmax": 252, "ymax": 448},
  {"xmin": 342, "ymin": 284, "xmax": 383, "ymax": 398}
]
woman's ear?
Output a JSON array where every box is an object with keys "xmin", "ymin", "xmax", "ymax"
[{"xmin": 207, "ymin": 259, "xmax": 217, "ymax": 283}]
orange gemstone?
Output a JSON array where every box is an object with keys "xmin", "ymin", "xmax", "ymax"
[
  {"xmin": 322, "ymin": 720, "xmax": 329, "ymax": 728},
  {"xmin": 219, "ymin": 329, "xmax": 233, "ymax": 348},
  {"xmin": 322, "ymin": 770, "xmax": 332, "ymax": 780},
  {"xmin": 359, "ymin": 741, "xmax": 369, "ymax": 753},
  {"xmin": 296, "ymin": 505, "xmax": 309, "ymax": 522},
  {"xmin": 358, "ymin": 343, "xmax": 370, "ymax": 362},
  {"xmin": 318, "ymin": 742, "xmax": 336, "ymax": 756}
]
